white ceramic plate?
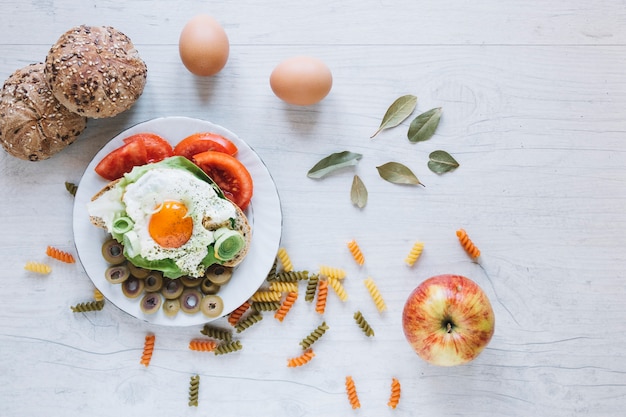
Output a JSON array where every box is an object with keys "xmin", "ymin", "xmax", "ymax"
[{"xmin": 73, "ymin": 117, "xmax": 282, "ymax": 326}]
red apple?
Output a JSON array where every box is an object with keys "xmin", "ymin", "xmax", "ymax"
[{"xmin": 402, "ymin": 274, "xmax": 495, "ymax": 366}]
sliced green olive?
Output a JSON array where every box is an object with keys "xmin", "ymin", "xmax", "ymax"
[
  {"xmin": 161, "ymin": 278, "xmax": 184, "ymax": 300},
  {"xmin": 162, "ymin": 298, "xmax": 181, "ymax": 317},
  {"xmin": 179, "ymin": 289, "xmax": 202, "ymax": 314},
  {"xmin": 180, "ymin": 275, "xmax": 203, "ymax": 288},
  {"xmin": 205, "ymin": 264, "xmax": 233, "ymax": 286},
  {"xmin": 105, "ymin": 264, "xmax": 130, "ymax": 284},
  {"xmin": 102, "ymin": 239, "xmax": 125, "ymax": 265},
  {"xmin": 200, "ymin": 294, "xmax": 224, "ymax": 318},
  {"xmin": 140, "ymin": 292, "xmax": 162, "ymax": 314},
  {"xmin": 121, "ymin": 277, "xmax": 145, "ymax": 298},
  {"xmin": 200, "ymin": 277, "xmax": 221, "ymax": 295},
  {"xmin": 144, "ymin": 271, "xmax": 164, "ymax": 292}
]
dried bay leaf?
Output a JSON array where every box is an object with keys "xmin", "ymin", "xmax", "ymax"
[
  {"xmin": 371, "ymin": 94, "xmax": 417, "ymax": 138},
  {"xmin": 307, "ymin": 151, "xmax": 363, "ymax": 179},
  {"xmin": 428, "ymin": 150, "xmax": 459, "ymax": 174},
  {"xmin": 350, "ymin": 175, "xmax": 367, "ymax": 208},
  {"xmin": 407, "ymin": 107, "xmax": 442, "ymax": 143},
  {"xmin": 376, "ymin": 162, "xmax": 424, "ymax": 186}
]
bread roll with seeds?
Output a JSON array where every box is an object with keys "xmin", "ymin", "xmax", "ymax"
[
  {"xmin": 44, "ymin": 25, "xmax": 147, "ymax": 118},
  {"xmin": 0, "ymin": 63, "xmax": 87, "ymax": 161}
]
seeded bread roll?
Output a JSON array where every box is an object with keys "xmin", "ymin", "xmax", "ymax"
[
  {"xmin": 0, "ymin": 63, "xmax": 87, "ymax": 161},
  {"xmin": 44, "ymin": 25, "xmax": 147, "ymax": 118}
]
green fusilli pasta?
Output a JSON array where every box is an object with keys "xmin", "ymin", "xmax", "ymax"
[
  {"xmin": 267, "ymin": 270, "xmax": 309, "ymax": 282},
  {"xmin": 304, "ymin": 274, "xmax": 319, "ymax": 302},
  {"xmin": 188, "ymin": 375, "xmax": 200, "ymax": 407},
  {"xmin": 299, "ymin": 321, "xmax": 330, "ymax": 350},
  {"xmin": 200, "ymin": 325, "xmax": 232, "ymax": 341},
  {"xmin": 71, "ymin": 300, "xmax": 105, "ymax": 312},
  {"xmin": 252, "ymin": 301, "xmax": 281, "ymax": 312},
  {"xmin": 235, "ymin": 311, "xmax": 263, "ymax": 333},
  {"xmin": 353, "ymin": 311, "xmax": 375, "ymax": 337},
  {"xmin": 214, "ymin": 340, "xmax": 243, "ymax": 355}
]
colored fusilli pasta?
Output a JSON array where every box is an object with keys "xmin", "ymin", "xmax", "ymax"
[
  {"xmin": 299, "ymin": 321, "xmax": 329, "ymax": 350},
  {"xmin": 404, "ymin": 241, "xmax": 424, "ymax": 266},
  {"xmin": 93, "ymin": 288, "xmax": 104, "ymax": 302},
  {"xmin": 353, "ymin": 311, "xmax": 375, "ymax": 337},
  {"xmin": 228, "ymin": 301, "xmax": 251, "ymax": 326},
  {"xmin": 235, "ymin": 311, "xmax": 263, "ymax": 333},
  {"xmin": 24, "ymin": 261, "xmax": 51, "ymax": 275},
  {"xmin": 188, "ymin": 339, "xmax": 218, "ymax": 352},
  {"xmin": 327, "ymin": 277, "xmax": 348, "ymax": 302},
  {"xmin": 319, "ymin": 265, "xmax": 346, "ymax": 280},
  {"xmin": 287, "ymin": 348, "xmax": 315, "ymax": 367},
  {"xmin": 252, "ymin": 301, "xmax": 281, "ymax": 312},
  {"xmin": 140, "ymin": 334, "xmax": 156, "ymax": 367},
  {"xmin": 200, "ymin": 325, "xmax": 232, "ymax": 341},
  {"xmin": 345, "ymin": 376, "xmax": 361, "ymax": 409},
  {"xmin": 214, "ymin": 340, "xmax": 243, "ymax": 355},
  {"xmin": 388, "ymin": 377, "xmax": 401, "ymax": 409},
  {"xmin": 274, "ymin": 291, "xmax": 298, "ymax": 322},
  {"xmin": 456, "ymin": 228, "xmax": 481, "ymax": 259},
  {"xmin": 250, "ymin": 290, "xmax": 282, "ymax": 302},
  {"xmin": 188, "ymin": 375, "xmax": 200, "ymax": 407},
  {"xmin": 70, "ymin": 300, "xmax": 105, "ymax": 313},
  {"xmin": 64, "ymin": 181, "xmax": 78, "ymax": 197},
  {"xmin": 267, "ymin": 270, "xmax": 309, "ymax": 282},
  {"xmin": 276, "ymin": 247, "xmax": 293, "ymax": 272},
  {"xmin": 363, "ymin": 277, "xmax": 387, "ymax": 312},
  {"xmin": 315, "ymin": 279, "xmax": 328, "ymax": 315},
  {"xmin": 46, "ymin": 246, "xmax": 75, "ymax": 263},
  {"xmin": 269, "ymin": 281, "xmax": 299, "ymax": 293},
  {"xmin": 347, "ymin": 239, "xmax": 365, "ymax": 265},
  {"xmin": 304, "ymin": 274, "xmax": 319, "ymax": 302}
]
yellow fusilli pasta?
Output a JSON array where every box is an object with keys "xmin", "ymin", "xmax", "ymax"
[
  {"xmin": 347, "ymin": 239, "xmax": 365, "ymax": 265},
  {"xmin": 327, "ymin": 277, "xmax": 348, "ymax": 302},
  {"xmin": 345, "ymin": 376, "xmax": 361, "ymax": 409},
  {"xmin": 404, "ymin": 241, "xmax": 424, "ymax": 266},
  {"xmin": 93, "ymin": 288, "xmax": 104, "ymax": 302},
  {"xmin": 363, "ymin": 277, "xmax": 387, "ymax": 312},
  {"xmin": 276, "ymin": 247, "xmax": 293, "ymax": 272},
  {"xmin": 250, "ymin": 290, "xmax": 282, "ymax": 302},
  {"xmin": 140, "ymin": 334, "xmax": 156, "ymax": 367},
  {"xmin": 319, "ymin": 265, "xmax": 346, "ymax": 280},
  {"xmin": 269, "ymin": 281, "xmax": 299, "ymax": 293},
  {"xmin": 456, "ymin": 228, "xmax": 481, "ymax": 259},
  {"xmin": 46, "ymin": 246, "xmax": 75, "ymax": 263},
  {"xmin": 24, "ymin": 261, "xmax": 51, "ymax": 275},
  {"xmin": 287, "ymin": 349, "xmax": 315, "ymax": 367}
]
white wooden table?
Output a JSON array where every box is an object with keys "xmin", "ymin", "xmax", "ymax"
[{"xmin": 1, "ymin": 1, "xmax": 625, "ymax": 416}]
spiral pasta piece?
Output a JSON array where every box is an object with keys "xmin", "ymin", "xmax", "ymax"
[
  {"xmin": 267, "ymin": 270, "xmax": 309, "ymax": 282},
  {"xmin": 266, "ymin": 258, "xmax": 278, "ymax": 281},
  {"xmin": 70, "ymin": 300, "xmax": 105, "ymax": 312},
  {"xmin": 345, "ymin": 376, "xmax": 361, "ymax": 409},
  {"xmin": 363, "ymin": 277, "xmax": 387, "ymax": 312},
  {"xmin": 235, "ymin": 311, "xmax": 263, "ymax": 333},
  {"xmin": 319, "ymin": 265, "xmax": 347, "ymax": 280},
  {"xmin": 46, "ymin": 246, "xmax": 75, "ymax": 263},
  {"xmin": 304, "ymin": 274, "xmax": 319, "ymax": 302},
  {"xmin": 140, "ymin": 334, "xmax": 156, "ymax": 367},
  {"xmin": 228, "ymin": 301, "xmax": 251, "ymax": 326},
  {"xmin": 188, "ymin": 338, "xmax": 218, "ymax": 352},
  {"xmin": 252, "ymin": 301, "xmax": 281, "ymax": 312},
  {"xmin": 200, "ymin": 325, "xmax": 232, "ymax": 341},
  {"xmin": 214, "ymin": 340, "xmax": 243, "ymax": 355},
  {"xmin": 24, "ymin": 261, "xmax": 51, "ymax": 275},
  {"xmin": 315, "ymin": 279, "xmax": 328, "ymax": 315},
  {"xmin": 93, "ymin": 288, "xmax": 104, "ymax": 302},
  {"xmin": 250, "ymin": 290, "xmax": 282, "ymax": 302},
  {"xmin": 274, "ymin": 291, "xmax": 298, "ymax": 322},
  {"xmin": 269, "ymin": 281, "xmax": 299, "ymax": 293},
  {"xmin": 456, "ymin": 228, "xmax": 481, "ymax": 259},
  {"xmin": 65, "ymin": 181, "xmax": 78, "ymax": 196},
  {"xmin": 353, "ymin": 311, "xmax": 375, "ymax": 337},
  {"xmin": 404, "ymin": 241, "xmax": 424, "ymax": 266},
  {"xmin": 287, "ymin": 348, "xmax": 315, "ymax": 368},
  {"xmin": 299, "ymin": 321, "xmax": 329, "ymax": 350},
  {"xmin": 327, "ymin": 277, "xmax": 348, "ymax": 302},
  {"xmin": 276, "ymin": 247, "xmax": 293, "ymax": 272},
  {"xmin": 188, "ymin": 375, "xmax": 200, "ymax": 407},
  {"xmin": 347, "ymin": 239, "xmax": 365, "ymax": 265},
  {"xmin": 388, "ymin": 377, "xmax": 401, "ymax": 409}
]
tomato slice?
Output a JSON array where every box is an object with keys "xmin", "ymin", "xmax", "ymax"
[
  {"xmin": 174, "ymin": 132, "xmax": 238, "ymax": 161},
  {"xmin": 192, "ymin": 151, "xmax": 253, "ymax": 210},
  {"xmin": 123, "ymin": 133, "xmax": 173, "ymax": 163},
  {"xmin": 94, "ymin": 139, "xmax": 148, "ymax": 181}
]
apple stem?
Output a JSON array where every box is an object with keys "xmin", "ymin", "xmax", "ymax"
[{"xmin": 446, "ymin": 322, "xmax": 452, "ymax": 333}]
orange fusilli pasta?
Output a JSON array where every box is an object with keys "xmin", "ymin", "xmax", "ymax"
[
  {"xmin": 46, "ymin": 246, "xmax": 75, "ymax": 263},
  {"xmin": 274, "ymin": 291, "xmax": 298, "ymax": 322},
  {"xmin": 287, "ymin": 348, "xmax": 315, "ymax": 367},
  {"xmin": 345, "ymin": 376, "xmax": 361, "ymax": 409},
  {"xmin": 188, "ymin": 338, "xmax": 218, "ymax": 352},
  {"xmin": 347, "ymin": 239, "xmax": 365, "ymax": 265},
  {"xmin": 456, "ymin": 228, "xmax": 481, "ymax": 259},
  {"xmin": 228, "ymin": 301, "xmax": 251, "ymax": 326},
  {"xmin": 315, "ymin": 279, "xmax": 328, "ymax": 314},
  {"xmin": 140, "ymin": 334, "xmax": 156, "ymax": 367},
  {"xmin": 388, "ymin": 377, "xmax": 401, "ymax": 409}
]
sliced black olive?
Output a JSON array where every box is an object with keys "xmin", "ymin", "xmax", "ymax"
[
  {"xmin": 205, "ymin": 264, "xmax": 233, "ymax": 286},
  {"xmin": 105, "ymin": 263, "xmax": 130, "ymax": 284},
  {"xmin": 143, "ymin": 271, "xmax": 164, "ymax": 292},
  {"xmin": 200, "ymin": 294, "xmax": 224, "ymax": 318},
  {"xmin": 161, "ymin": 278, "xmax": 184, "ymax": 300},
  {"xmin": 140, "ymin": 292, "xmax": 162, "ymax": 314},
  {"xmin": 121, "ymin": 277, "xmax": 145, "ymax": 298},
  {"xmin": 102, "ymin": 239, "xmax": 125, "ymax": 265},
  {"xmin": 179, "ymin": 289, "xmax": 202, "ymax": 314}
]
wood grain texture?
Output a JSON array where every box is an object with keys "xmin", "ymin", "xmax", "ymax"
[{"xmin": 1, "ymin": 1, "xmax": 626, "ymax": 416}]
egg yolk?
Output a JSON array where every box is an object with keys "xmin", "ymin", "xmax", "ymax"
[{"xmin": 149, "ymin": 201, "xmax": 193, "ymax": 248}]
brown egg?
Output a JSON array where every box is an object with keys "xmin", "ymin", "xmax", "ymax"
[
  {"xmin": 179, "ymin": 14, "xmax": 229, "ymax": 76},
  {"xmin": 270, "ymin": 56, "xmax": 332, "ymax": 106}
]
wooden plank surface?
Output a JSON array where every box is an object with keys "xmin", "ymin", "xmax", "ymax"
[{"xmin": 1, "ymin": 1, "xmax": 625, "ymax": 416}]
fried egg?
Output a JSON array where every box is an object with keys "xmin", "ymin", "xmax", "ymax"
[{"xmin": 90, "ymin": 167, "xmax": 237, "ymax": 277}]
